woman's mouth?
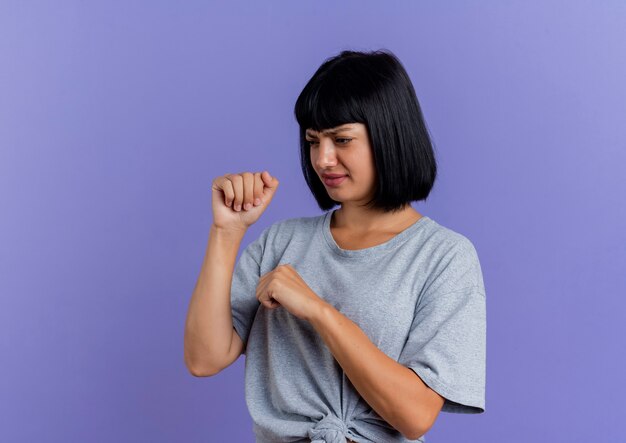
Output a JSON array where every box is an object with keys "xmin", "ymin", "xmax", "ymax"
[{"xmin": 323, "ymin": 175, "xmax": 348, "ymax": 187}]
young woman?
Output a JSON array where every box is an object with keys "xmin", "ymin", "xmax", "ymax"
[{"xmin": 185, "ymin": 49, "xmax": 487, "ymax": 443}]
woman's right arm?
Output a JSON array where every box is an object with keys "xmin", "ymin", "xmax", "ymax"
[
  {"xmin": 184, "ymin": 223, "xmax": 247, "ymax": 377},
  {"xmin": 183, "ymin": 171, "xmax": 279, "ymax": 377}
]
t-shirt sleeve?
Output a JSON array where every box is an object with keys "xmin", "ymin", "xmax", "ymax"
[
  {"xmin": 230, "ymin": 225, "xmax": 270, "ymax": 355},
  {"xmin": 397, "ymin": 238, "xmax": 487, "ymax": 414}
]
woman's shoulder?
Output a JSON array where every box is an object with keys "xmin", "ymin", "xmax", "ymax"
[
  {"xmin": 265, "ymin": 212, "xmax": 323, "ymax": 236},
  {"xmin": 416, "ymin": 217, "xmax": 485, "ymax": 296},
  {"xmin": 252, "ymin": 212, "xmax": 323, "ymax": 249},
  {"xmin": 420, "ymin": 216, "xmax": 479, "ymax": 254}
]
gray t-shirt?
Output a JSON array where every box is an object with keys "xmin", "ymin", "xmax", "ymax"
[{"xmin": 230, "ymin": 209, "xmax": 486, "ymax": 443}]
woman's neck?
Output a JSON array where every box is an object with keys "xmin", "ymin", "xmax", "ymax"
[{"xmin": 331, "ymin": 204, "xmax": 422, "ymax": 234}]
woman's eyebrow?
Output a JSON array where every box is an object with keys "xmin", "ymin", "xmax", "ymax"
[{"xmin": 305, "ymin": 126, "xmax": 355, "ymax": 137}]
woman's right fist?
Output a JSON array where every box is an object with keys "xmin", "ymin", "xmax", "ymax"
[{"xmin": 211, "ymin": 171, "xmax": 279, "ymax": 232}]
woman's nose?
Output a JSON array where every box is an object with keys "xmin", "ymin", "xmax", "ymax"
[{"xmin": 315, "ymin": 140, "xmax": 338, "ymax": 167}]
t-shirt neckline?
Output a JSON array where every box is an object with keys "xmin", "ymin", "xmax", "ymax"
[{"xmin": 321, "ymin": 209, "xmax": 431, "ymax": 258}]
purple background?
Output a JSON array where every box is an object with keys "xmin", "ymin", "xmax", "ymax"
[{"xmin": 1, "ymin": 1, "xmax": 625, "ymax": 442}]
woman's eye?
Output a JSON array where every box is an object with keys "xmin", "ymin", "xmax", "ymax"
[{"xmin": 307, "ymin": 138, "xmax": 351, "ymax": 147}]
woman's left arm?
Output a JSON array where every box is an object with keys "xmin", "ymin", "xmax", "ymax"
[
  {"xmin": 255, "ymin": 263, "xmax": 445, "ymax": 440},
  {"xmin": 308, "ymin": 301, "xmax": 445, "ymax": 441}
]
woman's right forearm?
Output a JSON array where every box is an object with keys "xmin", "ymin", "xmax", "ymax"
[{"xmin": 184, "ymin": 224, "xmax": 246, "ymax": 376}]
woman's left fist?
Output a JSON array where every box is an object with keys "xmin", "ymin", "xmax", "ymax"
[{"xmin": 256, "ymin": 264, "xmax": 325, "ymax": 322}]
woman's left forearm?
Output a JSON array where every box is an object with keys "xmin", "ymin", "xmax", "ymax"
[{"xmin": 307, "ymin": 300, "xmax": 431, "ymax": 440}]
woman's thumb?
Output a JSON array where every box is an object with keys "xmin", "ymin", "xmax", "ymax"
[
  {"xmin": 261, "ymin": 171, "xmax": 279, "ymax": 200},
  {"xmin": 262, "ymin": 171, "xmax": 279, "ymax": 189}
]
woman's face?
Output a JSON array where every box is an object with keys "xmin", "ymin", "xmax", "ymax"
[{"xmin": 306, "ymin": 122, "xmax": 377, "ymax": 203}]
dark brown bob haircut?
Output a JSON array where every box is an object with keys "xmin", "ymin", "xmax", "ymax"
[{"xmin": 294, "ymin": 49, "xmax": 438, "ymax": 213}]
